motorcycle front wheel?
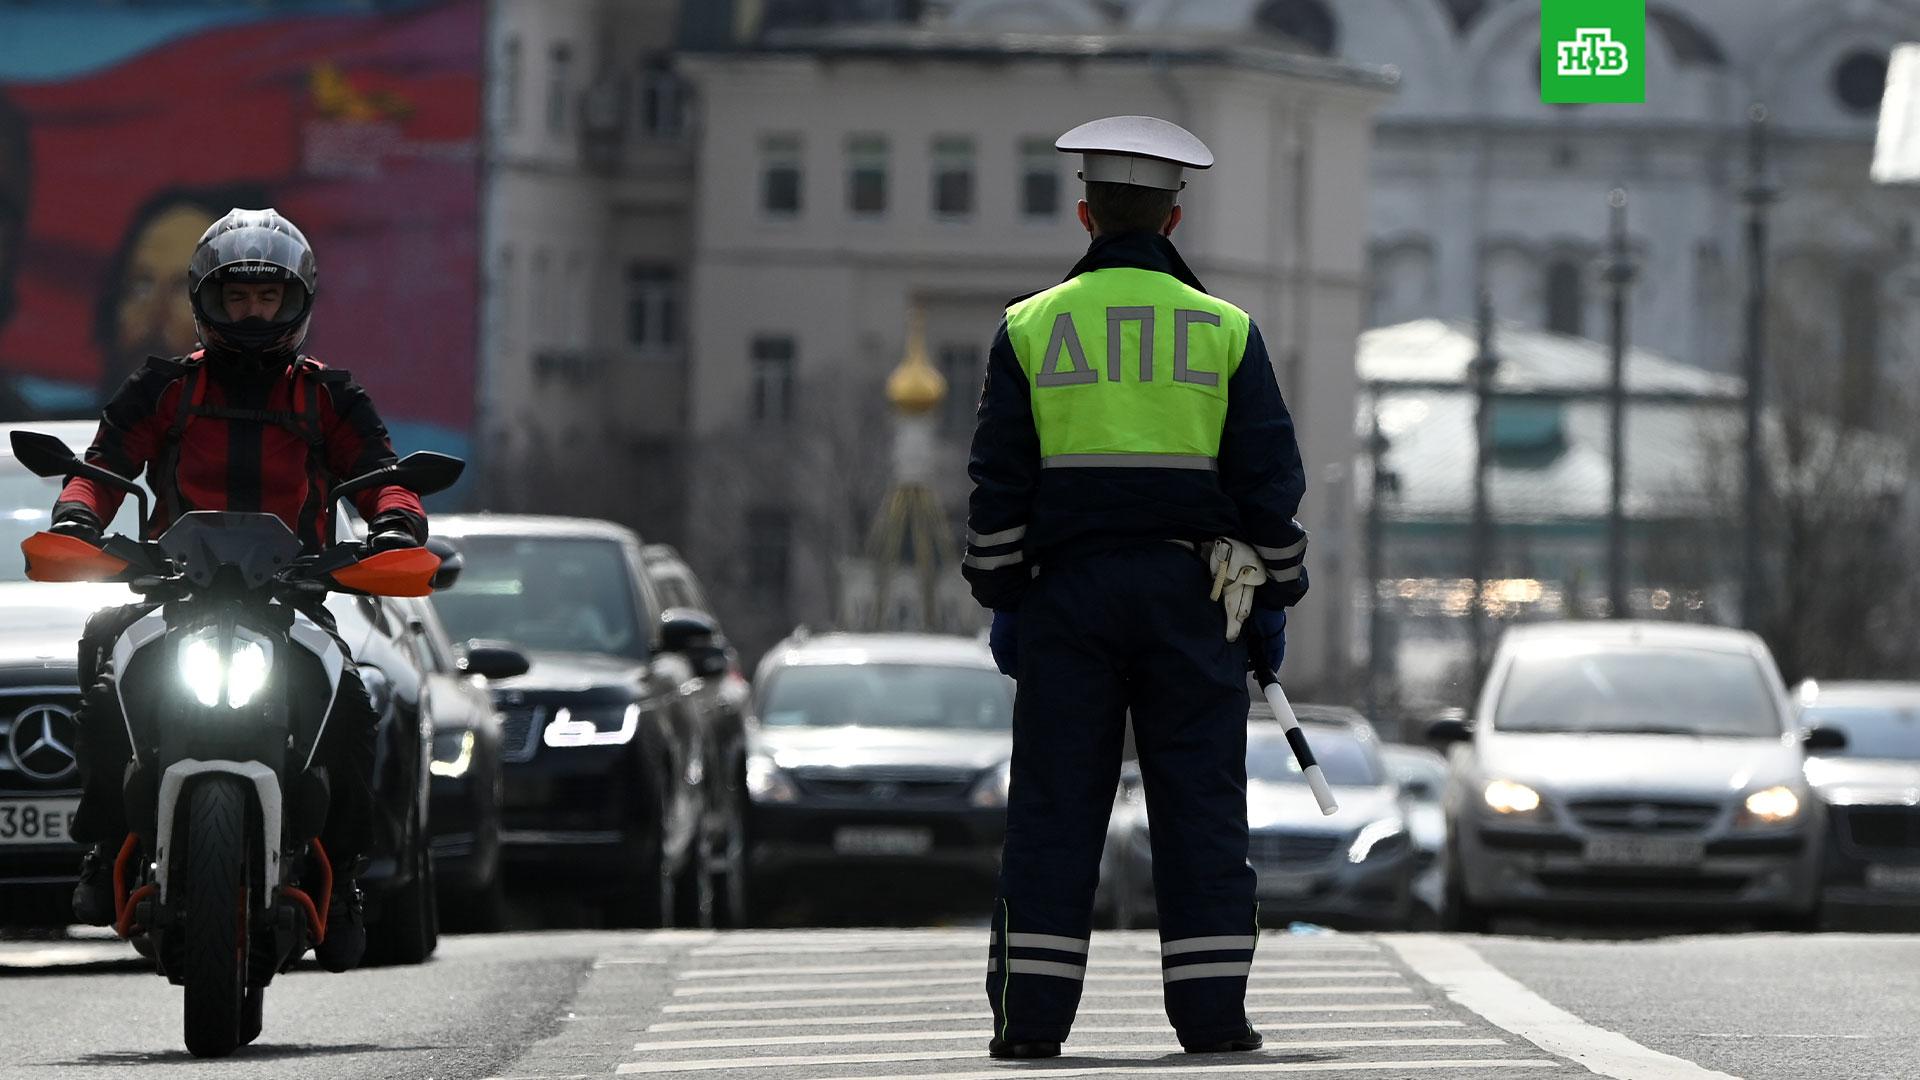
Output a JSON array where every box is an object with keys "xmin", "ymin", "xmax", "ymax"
[{"xmin": 182, "ymin": 776, "xmax": 251, "ymax": 1059}]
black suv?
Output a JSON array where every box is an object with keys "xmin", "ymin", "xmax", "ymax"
[{"xmin": 428, "ymin": 516, "xmax": 737, "ymax": 926}]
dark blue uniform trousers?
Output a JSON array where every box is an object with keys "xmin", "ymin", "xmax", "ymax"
[{"xmin": 987, "ymin": 544, "xmax": 1257, "ymax": 1046}]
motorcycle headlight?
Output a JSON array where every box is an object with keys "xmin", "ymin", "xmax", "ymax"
[
  {"xmin": 177, "ymin": 632, "xmax": 271, "ymax": 709},
  {"xmin": 543, "ymin": 703, "xmax": 641, "ymax": 748},
  {"xmin": 1483, "ymin": 779, "xmax": 1542, "ymax": 815},
  {"xmin": 1743, "ymin": 785, "xmax": 1801, "ymax": 824},
  {"xmin": 431, "ymin": 730, "xmax": 476, "ymax": 779},
  {"xmin": 970, "ymin": 761, "xmax": 1012, "ymax": 808},
  {"xmin": 1348, "ymin": 818, "xmax": 1408, "ymax": 863},
  {"xmin": 745, "ymin": 753, "xmax": 799, "ymax": 804}
]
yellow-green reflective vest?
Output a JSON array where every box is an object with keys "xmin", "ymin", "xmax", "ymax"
[{"xmin": 1004, "ymin": 267, "xmax": 1251, "ymax": 471}]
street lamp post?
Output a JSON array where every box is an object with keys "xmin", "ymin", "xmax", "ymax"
[
  {"xmin": 1741, "ymin": 104, "xmax": 1776, "ymax": 632},
  {"xmin": 1468, "ymin": 292, "xmax": 1498, "ymax": 687},
  {"xmin": 1365, "ymin": 395, "xmax": 1393, "ymax": 721},
  {"xmin": 1604, "ymin": 188, "xmax": 1636, "ymax": 619}
]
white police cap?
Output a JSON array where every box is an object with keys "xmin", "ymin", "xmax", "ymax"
[{"xmin": 1055, "ymin": 115, "xmax": 1214, "ymax": 192}]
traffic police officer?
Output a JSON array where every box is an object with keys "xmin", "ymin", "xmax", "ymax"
[{"xmin": 964, "ymin": 116, "xmax": 1310, "ymax": 1059}]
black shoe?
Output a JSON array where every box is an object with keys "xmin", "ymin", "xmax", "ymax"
[
  {"xmin": 989, "ymin": 1038, "xmax": 1062, "ymax": 1059},
  {"xmin": 71, "ymin": 843, "xmax": 117, "ymax": 927},
  {"xmin": 1182, "ymin": 1027, "xmax": 1264, "ymax": 1054},
  {"xmin": 313, "ymin": 879, "xmax": 365, "ymax": 973}
]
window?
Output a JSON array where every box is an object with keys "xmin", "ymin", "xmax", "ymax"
[
  {"xmin": 1544, "ymin": 259, "xmax": 1583, "ymax": 336},
  {"xmin": 547, "ymin": 43, "xmax": 574, "ymax": 134},
  {"xmin": 1834, "ymin": 50, "xmax": 1889, "ymax": 117},
  {"xmin": 746, "ymin": 506, "xmax": 792, "ymax": 594},
  {"xmin": 751, "ymin": 335, "xmax": 796, "ymax": 423},
  {"xmin": 1020, "ymin": 137, "xmax": 1059, "ymax": 218},
  {"xmin": 497, "ymin": 36, "xmax": 522, "ymax": 132},
  {"xmin": 847, "ymin": 134, "xmax": 889, "ymax": 216},
  {"xmin": 936, "ymin": 343, "xmax": 981, "ymax": 432},
  {"xmin": 1253, "ymin": 0, "xmax": 1338, "ymax": 54},
  {"xmin": 932, "ymin": 136, "xmax": 975, "ymax": 218},
  {"xmin": 639, "ymin": 53, "xmax": 685, "ymax": 139},
  {"xmin": 761, "ymin": 134, "xmax": 803, "ymax": 216},
  {"xmin": 626, "ymin": 264, "xmax": 680, "ymax": 350}
]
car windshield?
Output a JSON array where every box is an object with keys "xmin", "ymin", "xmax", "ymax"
[
  {"xmin": 1384, "ymin": 749, "xmax": 1447, "ymax": 800},
  {"xmin": 432, "ymin": 535, "xmax": 644, "ymax": 659},
  {"xmin": 1801, "ymin": 705, "xmax": 1920, "ymax": 760},
  {"xmin": 1248, "ymin": 727, "xmax": 1379, "ymax": 786},
  {"xmin": 0, "ymin": 468, "xmax": 89, "ymax": 583},
  {"xmin": 759, "ymin": 664, "xmax": 1012, "ymax": 731},
  {"xmin": 1495, "ymin": 646, "xmax": 1780, "ymax": 736}
]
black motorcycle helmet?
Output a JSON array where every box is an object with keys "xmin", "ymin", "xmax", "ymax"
[{"xmin": 186, "ymin": 208, "xmax": 316, "ymax": 367}]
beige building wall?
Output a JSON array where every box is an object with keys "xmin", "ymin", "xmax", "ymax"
[{"xmin": 678, "ymin": 37, "xmax": 1392, "ymax": 686}]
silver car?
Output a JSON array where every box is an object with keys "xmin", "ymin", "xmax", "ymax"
[
  {"xmin": 1432, "ymin": 621, "xmax": 1826, "ymax": 930},
  {"xmin": 1794, "ymin": 680, "xmax": 1920, "ymax": 922}
]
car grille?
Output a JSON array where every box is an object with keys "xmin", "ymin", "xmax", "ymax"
[
  {"xmin": 1248, "ymin": 830, "xmax": 1343, "ymax": 866},
  {"xmin": 1567, "ymin": 799, "xmax": 1719, "ymax": 833},
  {"xmin": 0, "ymin": 689, "xmax": 84, "ymax": 792},
  {"xmin": 789, "ymin": 768, "xmax": 977, "ymax": 803},
  {"xmin": 1838, "ymin": 806, "xmax": 1920, "ymax": 854},
  {"xmin": 499, "ymin": 705, "xmax": 546, "ymax": 764}
]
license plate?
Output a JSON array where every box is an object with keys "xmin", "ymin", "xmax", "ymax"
[
  {"xmin": 1584, "ymin": 836, "xmax": 1703, "ymax": 867},
  {"xmin": 1865, "ymin": 864, "xmax": 1920, "ymax": 892},
  {"xmin": 833, "ymin": 826, "xmax": 933, "ymax": 857},
  {"xmin": 0, "ymin": 798, "xmax": 79, "ymax": 846},
  {"xmin": 1256, "ymin": 872, "xmax": 1317, "ymax": 899}
]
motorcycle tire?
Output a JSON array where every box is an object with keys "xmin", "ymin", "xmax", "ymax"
[
  {"xmin": 182, "ymin": 776, "xmax": 250, "ymax": 1059},
  {"xmin": 240, "ymin": 986, "xmax": 265, "ymax": 1046}
]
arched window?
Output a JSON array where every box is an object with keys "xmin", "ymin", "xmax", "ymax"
[
  {"xmin": 1834, "ymin": 50, "xmax": 1889, "ymax": 117},
  {"xmin": 1544, "ymin": 260, "xmax": 1584, "ymax": 337},
  {"xmin": 1253, "ymin": 0, "xmax": 1337, "ymax": 55}
]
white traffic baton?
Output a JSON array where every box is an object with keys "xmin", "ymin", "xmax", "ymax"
[{"xmin": 1244, "ymin": 626, "xmax": 1338, "ymax": 816}]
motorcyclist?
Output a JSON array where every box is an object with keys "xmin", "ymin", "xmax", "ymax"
[{"xmin": 49, "ymin": 208, "xmax": 426, "ymax": 971}]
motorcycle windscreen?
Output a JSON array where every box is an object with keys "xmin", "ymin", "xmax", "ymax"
[
  {"xmin": 329, "ymin": 547, "xmax": 441, "ymax": 597},
  {"xmin": 159, "ymin": 512, "xmax": 303, "ymax": 588},
  {"xmin": 21, "ymin": 530, "xmax": 129, "ymax": 582}
]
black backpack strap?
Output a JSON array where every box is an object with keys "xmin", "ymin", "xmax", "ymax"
[
  {"xmin": 292, "ymin": 360, "xmax": 337, "ymax": 549},
  {"xmin": 154, "ymin": 362, "xmax": 205, "ymax": 530}
]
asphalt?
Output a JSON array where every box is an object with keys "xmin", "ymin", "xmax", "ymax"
[{"xmin": 0, "ymin": 927, "xmax": 1911, "ymax": 1079}]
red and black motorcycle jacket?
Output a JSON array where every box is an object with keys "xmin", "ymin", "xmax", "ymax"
[{"xmin": 55, "ymin": 351, "xmax": 427, "ymax": 552}]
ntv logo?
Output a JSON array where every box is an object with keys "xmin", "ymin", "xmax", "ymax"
[{"xmin": 1556, "ymin": 28, "xmax": 1630, "ymax": 77}]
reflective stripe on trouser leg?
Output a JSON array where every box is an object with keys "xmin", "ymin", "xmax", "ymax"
[
  {"xmin": 1124, "ymin": 545, "xmax": 1259, "ymax": 1044},
  {"xmin": 987, "ymin": 555, "xmax": 1131, "ymax": 1044}
]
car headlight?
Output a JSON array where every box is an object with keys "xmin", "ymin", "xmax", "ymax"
[
  {"xmin": 177, "ymin": 632, "xmax": 271, "ymax": 709},
  {"xmin": 1348, "ymin": 819, "xmax": 1408, "ymax": 863},
  {"xmin": 543, "ymin": 703, "xmax": 640, "ymax": 748},
  {"xmin": 970, "ymin": 761, "xmax": 1012, "ymax": 808},
  {"xmin": 1743, "ymin": 785, "xmax": 1801, "ymax": 823},
  {"xmin": 1483, "ymin": 779, "xmax": 1542, "ymax": 814},
  {"xmin": 430, "ymin": 730, "xmax": 476, "ymax": 779}
]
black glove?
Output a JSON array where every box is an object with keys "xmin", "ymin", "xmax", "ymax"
[
  {"xmin": 50, "ymin": 507, "xmax": 104, "ymax": 545},
  {"xmin": 366, "ymin": 510, "xmax": 422, "ymax": 553}
]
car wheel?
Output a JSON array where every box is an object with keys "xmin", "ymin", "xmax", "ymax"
[
  {"xmin": 367, "ymin": 813, "xmax": 438, "ymax": 965},
  {"xmin": 709, "ymin": 795, "xmax": 751, "ymax": 928},
  {"xmin": 605, "ymin": 827, "xmax": 673, "ymax": 929},
  {"xmin": 1439, "ymin": 844, "xmax": 1491, "ymax": 934}
]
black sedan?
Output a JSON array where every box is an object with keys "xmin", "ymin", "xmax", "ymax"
[
  {"xmin": 428, "ymin": 515, "xmax": 733, "ymax": 928},
  {"xmin": 1796, "ymin": 680, "xmax": 1920, "ymax": 925}
]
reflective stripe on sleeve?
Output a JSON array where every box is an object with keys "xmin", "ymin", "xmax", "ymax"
[
  {"xmin": 1255, "ymin": 536, "xmax": 1308, "ymax": 563},
  {"xmin": 967, "ymin": 524, "xmax": 1027, "ymax": 548},
  {"xmin": 1266, "ymin": 564, "xmax": 1303, "ymax": 583},
  {"xmin": 964, "ymin": 551, "xmax": 1025, "ymax": 571},
  {"xmin": 1041, "ymin": 453, "xmax": 1217, "ymax": 471}
]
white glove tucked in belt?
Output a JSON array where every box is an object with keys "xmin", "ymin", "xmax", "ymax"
[{"xmin": 1206, "ymin": 537, "xmax": 1269, "ymax": 643}]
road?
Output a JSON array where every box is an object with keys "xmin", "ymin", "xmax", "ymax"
[{"xmin": 0, "ymin": 928, "xmax": 1911, "ymax": 1080}]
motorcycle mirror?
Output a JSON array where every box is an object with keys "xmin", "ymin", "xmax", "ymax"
[
  {"xmin": 9, "ymin": 430, "xmax": 151, "ymax": 528},
  {"xmin": 426, "ymin": 535, "xmax": 464, "ymax": 590},
  {"xmin": 9, "ymin": 430, "xmax": 81, "ymax": 478},
  {"xmin": 332, "ymin": 451, "xmax": 467, "ymax": 508}
]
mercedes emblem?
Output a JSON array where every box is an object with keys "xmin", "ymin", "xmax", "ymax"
[{"xmin": 8, "ymin": 704, "xmax": 79, "ymax": 783}]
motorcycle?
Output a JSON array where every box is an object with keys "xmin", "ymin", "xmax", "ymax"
[{"xmin": 10, "ymin": 429, "xmax": 460, "ymax": 1059}]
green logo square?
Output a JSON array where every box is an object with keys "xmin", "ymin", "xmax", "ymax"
[{"xmin": 1540, "ymin": 0, "xmax": 1645, "ymax": 104}]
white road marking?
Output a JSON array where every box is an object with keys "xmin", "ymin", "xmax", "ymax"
[
  {"xmin": 664, "ymin": 985, "xmax": 1417, "ymax": 1009},
  {"xmin": 1387, "ymin": 936, "xmax": 1744, "ymax": 1080},
  {"xmin": 672, "ymin": 974, "xmax": 1405, "ymax": 995},
  {"xmin": 659, "ymin": 994, "xmax": 1434, "ymax": 1015},
  {"xmin": 679, "ymin": 959, "xmax": 1396, "ymax": 978},
  {"xmin": 690, "ymin": 939, "xmax": 1382, "ymax": 957},
  {"xmin": 630, "ymin": 1021, "xmax": 1469, "ymax": 1049},
  {"xmin": 790, "ymin": 1061, "xmax": 1561, "ymax": 1080},
  {"xmin": 644, "ymin": 1009, "xmax": 1437, "ymax": 1031},
  {"xmin": 613, "ymin": 1039, "xmax": 1508, "ymax": 1074}
]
